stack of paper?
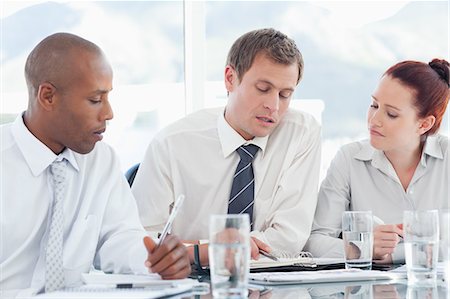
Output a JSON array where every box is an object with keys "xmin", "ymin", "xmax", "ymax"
[
  {"xmin": 251, "ymin": 256, "xmax": 345, "ymax": 272},
  {"xmin": 249, "ymin": 269, "xmax": 406, "ymax": 285},
  {"xmin": 34, "ymin": 273, "xmax": 201, "ymax": 298}
]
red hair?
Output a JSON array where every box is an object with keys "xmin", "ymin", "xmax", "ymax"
[{"xmin": 384, "ymin": 59, "xmax": 450, "ymax": 135}]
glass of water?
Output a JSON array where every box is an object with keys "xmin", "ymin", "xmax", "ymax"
[
  {"xmin": 208, "ymin": 214, "xmax": 250, "ymax": 298},
  {"xmin": 439, "ymin": 210, "xmax": 450, "ymax": 286},
  {"xmin": 403, "ymin": 210, "xmax": 439, "ymax": 286},
  {"xmin": 342, "ymin": 211, "xmax": 373, "ymax": 270}
]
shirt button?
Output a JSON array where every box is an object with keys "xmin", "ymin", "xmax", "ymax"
[{"xmin": 408, "ymin": 190, "xmax": 414, "ymax": 194}]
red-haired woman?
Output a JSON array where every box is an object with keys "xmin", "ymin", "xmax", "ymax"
[{"xmin": 306, "ymin": 59, "xmax": 449, "ymax": 264}]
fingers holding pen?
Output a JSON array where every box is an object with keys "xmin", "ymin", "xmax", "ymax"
[
  {"xmin": 144, "ymin": 235, "xmax": 191, "ymax": 279},
  {"xmin": 373, "ymin": 224, "xmax": 403, "ymax": 259}
]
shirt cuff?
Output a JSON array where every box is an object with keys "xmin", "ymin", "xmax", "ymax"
[
  {"xmin": 128, "ymin": 239, "xmax": 151, "ymax": 274},
  {"xmin": 250, "ymin": 231, "xmax": 269, "ymax": 247}
]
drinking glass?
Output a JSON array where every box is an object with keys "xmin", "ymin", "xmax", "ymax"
[
  {"xmin": 342, "ymin": 211, "xmax": 373, "ymax": 270},
  {"xmin": 209, "ymin": 214, "xmax": 250, "ymax": 298},
  {"xmin": 440, "ymin": 210, "xmax": 450, "ymax": 287},
  {"xmin": 403, "ymin": 210, "xmax": 439, "ymax": 286}
]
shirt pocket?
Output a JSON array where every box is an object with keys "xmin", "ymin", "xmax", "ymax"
[{"xmin": 63, "ymin": 215, "xmax": 99, "ymax": 286}]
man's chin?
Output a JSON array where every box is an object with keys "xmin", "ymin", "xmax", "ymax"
[
  {"xmin": 70, "ymin": 142, "xmax": 97, "ymax": 154},
  {"xmin": 253, "ymin": 126, "xmax": 276, "ymax": 138}
]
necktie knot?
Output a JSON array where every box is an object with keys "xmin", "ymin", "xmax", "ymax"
[
  {"xmin": 50, "ymin": 160, "xmax": 67, "ymax": 185},
  {"xmin": 236, "ymin": 144, "xmax": 259, "ymax": 163}
]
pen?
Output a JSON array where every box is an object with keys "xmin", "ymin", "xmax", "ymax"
[
  {"xmin": 116, "ymin": 283, "xmax": 173, "ymax": 289},
  {"xmin": 259, "ymin": 249, "xmax": 278, "ymax": 261},
  {"xmin": 158, "ymin": 194, "xmax": 185, "ymax": 247}
]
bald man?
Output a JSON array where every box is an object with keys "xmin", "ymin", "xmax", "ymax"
[{"xmin": 0, "ymin": 33, "xmax": 190, "ymax": 296}]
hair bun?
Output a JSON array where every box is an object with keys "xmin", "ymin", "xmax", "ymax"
[{"xmin": 429, "ymin": 58, "xmax": 450, "ymax": 87}]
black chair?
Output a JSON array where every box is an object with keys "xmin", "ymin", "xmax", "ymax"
[{"xmin": 125, "ymin": 163, "xmax": 140, "ymax": 187}]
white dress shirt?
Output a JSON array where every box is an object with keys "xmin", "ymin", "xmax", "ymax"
[
  {"xmin": 305, "ymin": 135, "xmax": 449, "ymax": 262},
  {"xmin": 0, "ymin": 115, "xmax": 148, "ymax": 296},
  {"xmin": 132, "ymin": 107, "xmax": 321, "ymax": 254}
]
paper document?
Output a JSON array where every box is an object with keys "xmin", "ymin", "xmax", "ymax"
[
  {"xmin": 251, "ymin": 256, "xmax": 345, "ymax": 270},
  {"xmin": 390, "ymin": 262, "xmax": 448, "ymax": 276},
  {"xmin": 33, "ymin": 273, "xmax": 199, "ymax": 298},
  {"xmin": 251, "ymin": 256, "xmax": 315, "ymax": 269},
  {"xmin": 249, "ymin": 269, "xmax": 406, "ymax": 285},
  {"xmin": 81, "ymin": 272, "xmax": 189, "ymax": 287},
  {"xmin": 33, "ymin": 284, "xmax": 193, "ymax": 299}
]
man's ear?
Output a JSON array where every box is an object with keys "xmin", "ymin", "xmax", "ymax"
[
  {"xmin": 224, "ymin": 65, "xmax": 238, "ymax": 93},
  {"xmin": 418, "ymin": 115, "xmax": 436, "ymax": 135},
  {"xmin": 37, "ymin": 82, "xmax": 57, "ymax": 111}
]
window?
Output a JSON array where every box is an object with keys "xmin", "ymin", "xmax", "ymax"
[
  {"xmin": 2, "ymin": 1, "xmax": 448, "ymax": 176},
  {"xmin": 1, "ymin": 1, "xmax": 184, "ymax": 170},
  {"xmin": 201, "ymin": 1, "xmax": 449, "ymax": 178}
]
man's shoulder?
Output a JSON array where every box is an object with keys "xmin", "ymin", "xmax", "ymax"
[
  {"xmin": 0, "ymin": 122, "xmax": 15, "ymax": 151},
  {"xmin": 155, "ymin": 107, "xmax": 222, "ymax": 140},
  {"xmin": 267, "ymin": 109, "xmax": 321, "ymax": 151},
  {"xmin": 279, "ymin": 108, "xmax": 321, "ymax": 131}
]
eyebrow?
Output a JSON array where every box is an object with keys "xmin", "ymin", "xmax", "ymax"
[
  {"xmin": 89, "ymin": 88, "xmax": 113, "ymax": 96},
  {"xmin": 257, "ymin": 80, "xmax": 295, "ymax": 92},
  {"xmin": 371, "ymin": 95, "xmax": 401, "ymax": 111}
]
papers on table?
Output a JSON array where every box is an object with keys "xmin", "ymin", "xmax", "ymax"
[
  {"xmin": 81, "ymin": 272, "xmax": 190, "ymax": 287},
  {"xmin": 249, "ymin": 269, "xmax": 406, "ymax": 285},
  {"xmin": 34, "ymin": 273, "xmax": 203, "ymax": 298},
  {"xmin": 251, "ymin": 256, "xmax": 316, "ymax": 269},
  {"xmin": 250, "ymin": 256, "xmax": 345, "ymax": 272},
  {"xmin": 390, "ymin": 262, "xmax": 449, "ymax": 276}
]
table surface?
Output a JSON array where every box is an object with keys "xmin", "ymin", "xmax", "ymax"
[{"xmin": 186, "ymin": 277, "xmax": 449, "ymax": 299}]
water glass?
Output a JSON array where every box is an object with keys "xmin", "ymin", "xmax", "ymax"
[
  {"xmin": 342, "ymin": 211, "xmax": 373, "ymax": 270},
  {"xmin": 440, "ymin": 210, "xmax": 450, "ymax": 286},
  {"xmin": 208, "ymin": 214, "xmax": 250, "ymax": 298},
  {"xmin": 403, "ymin": 210, "xmax": 439, "ymax": 286}
]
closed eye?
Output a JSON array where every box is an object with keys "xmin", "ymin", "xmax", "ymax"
[
  {"xmin": 88, "ymin": 98, "xmax": 101, "ymax": 104},
  {"xmin": 257, "ymin": 87, "xmax": 269, "ymax": 93},
  {"xmin": 387, "ymin": 112, "xmax": 398, "ymax": 118},
  {"xmin": 280, "ymin": 91, "xmax": 292, "ymax": 99}
]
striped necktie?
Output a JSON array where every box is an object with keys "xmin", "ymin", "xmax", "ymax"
[
  {"xmin": 45, "ymin": 159, "xmax": 67, "ymax": 292},
  {"xmin": 228, "ymin": 144, "xmax": 259, "ymax": 228}
]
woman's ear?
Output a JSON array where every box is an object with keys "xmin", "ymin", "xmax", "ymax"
[
  {"xmin": 37, "ymin": 82, "xmax": 57, "ymax": 111},
  {"xmin": 418, "ymin": 115, "xmax": 436, "ymax": 135}
]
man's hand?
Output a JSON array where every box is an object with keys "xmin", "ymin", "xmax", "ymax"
[
  {"xmin": 143, "ymin": 235, "xmax": 191, "ymax": 279},
  {"xmin": 250, "ymin": 237, "xmax": 271, "ymax": 260},
  {"xmin": 373, "ymin": 224, "xmax": 403, "ymax": 262}
]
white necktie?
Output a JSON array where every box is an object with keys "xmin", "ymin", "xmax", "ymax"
[{"xmin": 45, "ymin": 159, "xmax": 67, "ymax": 292}]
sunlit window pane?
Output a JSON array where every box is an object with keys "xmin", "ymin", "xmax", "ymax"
[
  {"xmin": 1, "ymin": 1, "xmax": 184, "ymax": 170},
  {"xmin": 204, "ymin": 1, "xmax": 448, "ymax": 179}
]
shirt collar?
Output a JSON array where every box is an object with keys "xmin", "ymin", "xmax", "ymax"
[
  {"xmin": 11, "ymin": 113, "xmax": 79, "ymax": 176},
  {"xmin": 353, "ymin": 136, "xmax": 444, "ymax": 167},
  {"xmin": 421, "ymin": 135, "xmax": 444, "ymax": 161},
  {"xmin": 217, "ymin": 109, "xmax": 268, "ymax": 158}
]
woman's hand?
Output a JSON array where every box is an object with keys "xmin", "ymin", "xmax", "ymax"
[{"xmin": 373, "ymin": 224, "xmax": 403, "ymax": 263}]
